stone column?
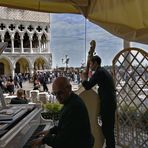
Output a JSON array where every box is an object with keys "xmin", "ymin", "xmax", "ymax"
[
  {"xmin": 29, "ymin": 68, "xmax": 34, "ymax": 75},
  {"xmin": 43, "ymin": 43, "xmax": 45, "ymax": 51},
  {"xmin": 41, "ymin": 43, "xmax": 43, "ymax": 52},
  {"xmin": 1, "ymin": 35, "xmax": 4, "ymax": 42},
  {"xmin": 45, "ymin": 42, "xmax": 47, "ymax": 51},
  {"xmin": 39, "ymin": 63, "xmax": 42, "ymax": 70},
  {"xmin": 47, "ymin": 35, "xmax": 51, "ymax": 53},
  {"xmin": 20, "ymin": 36, "xmax": 24, "ymax": 53},
  {"xmin": 43, "ymin": 42, "xmax": 44, "ymax": 50},
  {"xmin": 38, "ymin": 35, "xmax": 41, "ymax": 53},
  {"xmin": 29, "ymin": 36, "xmax": 33, "ymax": 53},
  {"xmin": 11, "ymin": 36, "xmax": 14, "ymax": 53},
  {"xmin": 123, "ymin": 40, "xmax": 130, "ymax": 48},
  {"xmin": 11, "ymin": 67, "xmax": 15, "ymax": 78},
  {"xmin": 29, "ymin": 64, "xmax": 34, "ymax": 75}
]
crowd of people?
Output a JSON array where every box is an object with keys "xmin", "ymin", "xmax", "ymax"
[
  {"xmin": 0, "ymin": 70, "xmax": 82, "ymax": 95},
  {"xmin": 0, "ymin": 73, "xmax": 29, "ymax": 95}
]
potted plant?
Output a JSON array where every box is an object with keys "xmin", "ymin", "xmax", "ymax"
[{"xmin": 41, "ymin": 103, "xmax": 63, "ymax": 121}]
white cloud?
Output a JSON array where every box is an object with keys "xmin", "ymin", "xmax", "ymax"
[{"xmin": 50, "ymin": 14, "xmax": 148, "ymax": 68}]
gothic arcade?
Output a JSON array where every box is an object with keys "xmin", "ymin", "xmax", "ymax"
[{"xmin": 0, "ymin": 7, "xmax": 52, "ymax": 77}]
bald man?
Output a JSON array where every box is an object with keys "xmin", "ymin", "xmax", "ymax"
[{"xmin": 31, "ymin": 77, "xmax": 94, "ymax": 148}]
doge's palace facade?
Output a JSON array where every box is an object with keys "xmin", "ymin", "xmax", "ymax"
[{"xmin": 0, "ymin": 7, "xmax": 52, "ymax": 77}]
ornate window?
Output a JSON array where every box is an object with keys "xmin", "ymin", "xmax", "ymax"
[
  {"xmin": 4, "ymin": 32, "xmax": 11, "ymax": 48},
  {"xmin": 45, "ymin": 26, "xmax": 48, "ymax": 33},
  {"xmin": 9, "ymin": 24, "xmax": 15, "ymax": 31},
  {"xmin": 41, "ymin": 34, "xmax": 46, "ymax": 43},
  {"xmin": 27, "ymin": 25, "xmax": 34, "ymax": 32},
  {"xmin": 0, "ymin": 23, "xmax": 6, "ymax": 30},
  {"xmin": 14, "ymin": 32, "xmax": 21, "ymax": 48},
  {"xmin": 18, "ymin": 24, "xmax": 25, "ymax": 31},
  {"xmin": 32, "ymin": 33, "xmax": 39, "ymax": 48},
  {"xmin": 23, "ymin": 32, "xmax": 30, "ymax": 48},
  {"xmin": 36, "ymin": 26, "xmax": 42, "ymax": 32}
]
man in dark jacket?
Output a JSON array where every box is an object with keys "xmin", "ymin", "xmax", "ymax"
[
  {"xmin": 81, "ymin": 55, "xmax": 117, "ymax": 148},
  {"xmin": 31, "ymin": 76, "xmax": 94, "ymax": 148}
]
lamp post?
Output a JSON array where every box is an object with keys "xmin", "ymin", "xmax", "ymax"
[{"xmin": 62, "ymin": 55, "xmax": 69, "ymax": 71}]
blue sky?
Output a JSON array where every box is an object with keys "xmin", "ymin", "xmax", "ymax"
[{"xmin": 50, "ymin": 14, "xmax": 148, "ymax": 68}]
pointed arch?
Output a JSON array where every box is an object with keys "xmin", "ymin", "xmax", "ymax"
[
  {"xmin": 14, "ymin": 56, "xmax": 31, "ymax": 68},
  {"xmin": 34, "ymin": 56, "xmax": 48, "ymax": 70},
  {"xmin": 0, "ymin": 63, "xmax": 4, "ymax": 75},
  {"xmin": 14, "ymin": 32, "xmax": 21, "ymax": 48},
  {"xmin": 4, "ymin": 31, "xmax": 11, "ymax": 48},
  {"xmin": 0, "ymin": 56, "xmax": 13, "ymax": 68},
  {"xmin": 23, "ymin": 32, "xmax": 30, "ymax": 48},
  {"xmin": 0, "ymin": 56, "xmax": 13, "ymax": 76},
  {"xmin": 32, "ymin": 33, "xmax": 39, "ymax": 48},
  {"xmin": 41, "ymin": 33, "xmax": 47, "ymax": 51},
  {"xmin": 41, "ymin": 33, "xmax": 47, "ymax": 43},
  {"xmin": 14, "ymin": 56, "xmax": 32, "ymax": 73}
]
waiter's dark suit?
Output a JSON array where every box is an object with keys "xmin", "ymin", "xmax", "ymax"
[{"xmin": 82, "ymin": 67, "xmax": 117, "ymax": 148}]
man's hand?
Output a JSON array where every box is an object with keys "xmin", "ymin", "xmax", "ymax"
[
  {"xmin": 35, "ymin": 130, "xmax": 49, "ymax": 137},
  {"xmin": 81, "ymin": 70, "xmax": 88, "ymax": 81},
  {"xmin": 30, "ymin": 130, "xmax": 49, "ymax": 148},
  {"xmin": 30, "ymin": 137, "xmax": 43, "ymax": 148}
]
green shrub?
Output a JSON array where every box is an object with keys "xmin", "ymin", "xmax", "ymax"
[
  {"xmin": 42, "ymin": 103, "xmax": 63, "ymax": 120},
  {"xmin": 43, "ymin": 103, "xmax": 63, "ymax": 113}
]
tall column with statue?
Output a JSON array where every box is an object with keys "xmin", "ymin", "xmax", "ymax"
[{"xmin": 62, "ymin": 55, "xmax": 69, "ymax": 71}]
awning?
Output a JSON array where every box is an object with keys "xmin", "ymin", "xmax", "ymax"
[{"xmin": 0, "ymin": 0, "xmax": 148, "ymax": 44}]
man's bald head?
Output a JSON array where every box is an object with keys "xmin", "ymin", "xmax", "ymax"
[
  {"xmin": 53, "ymin": 77, "xmax": 71, "ymax": 90},
  {"xmin": 52, "ymin": 77, "xmax": 72, "ymax": 104}
]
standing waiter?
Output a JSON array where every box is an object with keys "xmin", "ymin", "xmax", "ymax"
[{"xmin": 81, "ymin": 55, "xmax": 117, "ymax": 148}]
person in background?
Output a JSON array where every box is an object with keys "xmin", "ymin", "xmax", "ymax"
[
  {"xmin": 6, "ymin": 76, "xmax": 14, "ymax": 95},
  {"xmin": 18, "ymin": 73, "xmax": 23, "ymax": 88},
  {"xmin": 81, "ymin": 55, "xmax": 117, "ymax": 148},
  {"xmin": 14, "ymin": 73, "xmax": 19, "ymax": 88},
  {"xmin": 33, "ymin": 78, "xmax": 41, "ymax": 91},
  {"xmin": 10, "ymin": 89, "xmax": 28, "ymax": 104},
  {"xmin": 41, "ymin": 73, "xmax": 48, "ymax": 92},
  {"xmin": 31, "ymin": 76, "xmax": 94, "ymax": 148},
  {"xmin": 0, "ymin": 77, "xmax": 6, "ymax": 93}
]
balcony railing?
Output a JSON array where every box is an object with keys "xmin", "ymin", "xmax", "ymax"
[
  {"xmin": 4, "ymin": 48, "xmax": 11, "ymax": 52},
  {"xmin": 3, "ymin": 48, "xmax": 46, "ymax": 53}
]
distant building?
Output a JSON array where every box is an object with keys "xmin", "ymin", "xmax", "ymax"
[{"xmin": 0, "ymin": 6, "xmax": 52, "ymax": 77}]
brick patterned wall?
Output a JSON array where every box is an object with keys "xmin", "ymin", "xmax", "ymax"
[{"xmin": 0, "ymin": 6, "xmax": 49, "ymax": 23}]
